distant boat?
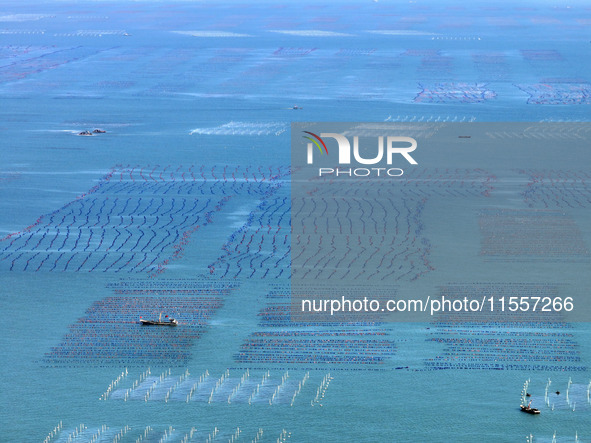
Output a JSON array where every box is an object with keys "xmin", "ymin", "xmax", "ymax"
[
  {"xmin": 520, "ymin": 400, "xmax": 540, "ymax": 415},
  {"xmin": 92, "ymin": 128, "xmax": 106, "ymax": 134},
  {"xmin": 78, "ymin": 130, "xmax": 93, "ymax": 136},
  {"xmin": 291, "ymin": 105, "xmax": 303, "ymax": 110},
  {"xmin": 140, "ymin": 313, "xmax": 178, "ymax": 326}
]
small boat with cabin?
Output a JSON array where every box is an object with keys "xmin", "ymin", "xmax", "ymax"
[
  {"xmin": 520, "ymin": 400, "xmax": 540, "ymax": 415},
  {"xmin": 140, "ymin": 313, "xmax": 178, "ymax": 326}
]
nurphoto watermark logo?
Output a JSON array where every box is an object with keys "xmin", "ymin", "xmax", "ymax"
[{"xmin": 302, "ymin": 130, "xmax": 418, "ymax": 177}]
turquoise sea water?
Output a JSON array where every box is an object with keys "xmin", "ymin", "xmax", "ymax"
[{"xmin": 1, "ymin": 1, "xmax": 591, "ymax": 442}]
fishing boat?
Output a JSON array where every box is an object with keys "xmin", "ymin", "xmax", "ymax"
[
  {"xmin": 140, "ymin": 313, "xmax": 178, "ymax": 326},
  {"xmin": 520, "ymin": 400, "xmax": 540, "ymax": 415}
]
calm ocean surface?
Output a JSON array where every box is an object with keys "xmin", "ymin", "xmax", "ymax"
[{"xmin": 1, "ymin": 1, "xmax": 590, "ymax": 441}]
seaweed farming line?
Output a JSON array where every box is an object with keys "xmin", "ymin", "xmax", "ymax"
[
  {"xmin": 189, "ymin": 121, "xmax": 288, "ymax": 136},
  {"xmin": 519, "ymin": 169, "xmax": 591, "ymax": 209},
  {"xmin": 414, "ymin": 82, "xmax": 497, "ymax": 103},
  {"xmin": 208, "ymin": 192, "xmax": 291, "ymax": 280},
  {"xmin": 384, "ymin": 114, "xmax": 477, "ymax": 122},
  {"xmin": 525, "ymin": 431, "xmax": 585, "ymax": 443},
  {"xmin": 424, "ymin": 283, "xmax": 587, "ymax": 372},
  {"xmin": 0, "ymin": 164, "xmax": 290, "ymax": 275},
  {"xmin": 479, "ymin": 209, "xmax": 589, "ymax": 258},
  {"xmin": 290, "ymin": 167, "xmax": 494, "ymax": 282},
  {"xmin": 211, "ymin": 167, "xmax": 496, "ymax": 281},
  {"xmin": 520, "ymin": 377, "xmax": 591, "ymax": 413},
  {"xmin": 42, "ymin": 291, "xmax": 232, "ymax": 367},
  {"xmin": 42, "ymin": 422, "xmax": 290, "ymax": 443},
  {"xmin": 519, "ymin": 379, "xmax": 591, "ymax": 441},
  {"xmin": 100, "ymin": 368, "xmax": 331, "ymax": 407},
  {"xmin": 234, "ymin": 286, "xmax": 397, "ymax": 367}
]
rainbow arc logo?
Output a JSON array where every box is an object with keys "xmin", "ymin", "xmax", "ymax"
[{"xmin": 302, "ymin": 131, "xmax": 328, "ymax": 155}]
